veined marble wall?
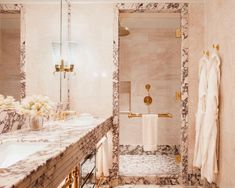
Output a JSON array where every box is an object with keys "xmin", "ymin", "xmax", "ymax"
[{"xmin": 119, "ymin": 27, "xmax": 181, "ymax": 146}]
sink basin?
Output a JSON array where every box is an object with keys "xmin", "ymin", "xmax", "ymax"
[{"xmin": 0, "ymin": 142, "xmax": 47, "ymax": 168}]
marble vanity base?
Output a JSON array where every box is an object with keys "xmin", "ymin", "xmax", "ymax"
[{"xmin": 118, "ymin": 175, "xmax": 180, "ymax": 186}]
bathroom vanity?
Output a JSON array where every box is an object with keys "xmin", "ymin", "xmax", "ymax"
[{"xmin": 0, "ymin": 116, "xmax": 113, "ymax": 188}]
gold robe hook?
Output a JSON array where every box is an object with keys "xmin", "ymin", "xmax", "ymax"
[
  {"xmin": 203, "ymin": 50, "xmax": 210, "ymax": 57},
  {"xmin": 213, "ymin": 44, "xmax": 219, "ymax": 51}
]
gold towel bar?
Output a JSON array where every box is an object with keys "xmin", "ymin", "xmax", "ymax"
[{"xmin": 128, "ymin": 112, "xmax": 173, "ymax": 119}]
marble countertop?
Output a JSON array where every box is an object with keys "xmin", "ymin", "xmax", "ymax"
[{"xmin": 0, "ymin": 116, "xmax": 113, "ymax": 188}]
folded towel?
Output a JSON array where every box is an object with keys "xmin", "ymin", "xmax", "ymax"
[
  {"xmin": 96, "ymin": 130, "xmax": 113, "ymax": 177},
  {"xmin": 142, "ymin": 114, "xmax": 158, "ymax": 151}
]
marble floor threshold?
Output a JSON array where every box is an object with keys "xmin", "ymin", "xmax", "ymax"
[
  {"xmin": 83, "ymin": 185, "xmax": 202, "ymax": 188},
  {"xmin": 114, "ymin": 186, "xmax": 201, "ymax": 188}
]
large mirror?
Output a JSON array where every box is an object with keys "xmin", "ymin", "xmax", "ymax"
[
  {"xmin": 119, "ymin": 12, "xmax": 182, "ymax": 177},
  {"xmin": 0, "ymin": 12, "xmax": 21, "ymax": 100}
]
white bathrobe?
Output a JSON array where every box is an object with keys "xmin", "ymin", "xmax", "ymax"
[
  {"xmin": 193, "ymin": 55, "xmax": 210, "ymax": 168},
  {"xmin": 201, "ymin": 50, "xmax": 220, "ymax": 183}
]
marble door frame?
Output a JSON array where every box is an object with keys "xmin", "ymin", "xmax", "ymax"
[
  {"xmin": 112, "ymin": 3, "xmax": 190, "ymax": 185},
  {"xmin": 0, "ymin": 4, "xmax": 26, "ymax": 99}
]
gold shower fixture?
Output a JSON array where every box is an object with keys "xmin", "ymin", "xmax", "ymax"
[
  {"xmin": 175, "ymin": 28, "xmax": 181, "ymax": 38},
  {"xmin": 119, "ymin": 22, "xmax": 130, "ymax": 37},
  {"xmin": 144, "ymin": 84, "xmax": 153, "ymax": 106},
  {"xmin": 175, "ymin": 91, "xmax": 182, "ymax": 102}
]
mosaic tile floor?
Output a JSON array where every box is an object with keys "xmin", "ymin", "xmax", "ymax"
[{"xmin": 119, "ymin": 155, "xmax": 181, "ymax": 176}]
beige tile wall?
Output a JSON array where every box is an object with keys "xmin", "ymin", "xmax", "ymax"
[
  {"xmin": 204, "ymin": 1, "xmax": 235, "ymax": 187},
  {"xmin": 187, "ymin": 3, "xmax": 205, "ymax": 173},
  {"xmin": 24, "ymin": 4, "xmax": 113, "ymax": 117},
  {"xmin": 119, "ymin": 27, "xmax": 181, "ymax": 146}
]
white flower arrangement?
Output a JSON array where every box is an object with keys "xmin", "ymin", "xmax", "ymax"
[
  {"xmin": 19, "ymin": 95, "xmax": 55, "ymax": 118},
  {"xmin": 0, "ymin": 94, "xmax": 19, "ymax": 110}
]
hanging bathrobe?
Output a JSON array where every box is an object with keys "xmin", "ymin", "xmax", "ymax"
[
  {"xmin": 193, "ymin": 55, "xmax": 210, "ymax": 168},
  {"xmin": 201, "ymin": 50, "xmax": 220, "ymax": 183}
]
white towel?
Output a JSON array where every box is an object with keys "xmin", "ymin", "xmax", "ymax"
[
  {"xmin": 142, "ymin": 114, "xmax": 158, "ymax": 151},
  {"xmin": 96, "ymin": 130, "xmax": 113, "ymax": 177}
]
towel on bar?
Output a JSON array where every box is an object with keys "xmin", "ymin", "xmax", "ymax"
[
  {"xmin": 96, "ymin": 130, "xmax": 113, "ymax": 177},
  {"xmin": 142, "ymin": 114, "xmax": 158, "ymax": 151}
]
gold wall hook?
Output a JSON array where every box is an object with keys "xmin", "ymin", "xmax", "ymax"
[
  {"xmin": 175, "ymin": 91, "xmax": 182, "ymax": 102},
  {"xmin": 175, "ymin": 28, "xmax": 181, "ymax": 38},
  {"xmin": 203, "ymin": 50, "xmax": 210, "ymax": 57},
  {"xmin": 213, "ymin": 44, "xmax": 219, "ymax": 51}
]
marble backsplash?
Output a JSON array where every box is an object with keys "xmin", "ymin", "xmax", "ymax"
[{"xmin": 0, "ymin": 110, "xmax": 27, "ymax": 134}]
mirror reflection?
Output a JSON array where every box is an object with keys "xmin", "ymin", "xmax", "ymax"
[{"xmin": 0, "ymin": 12, "xmax": 21, "ymax": 100}]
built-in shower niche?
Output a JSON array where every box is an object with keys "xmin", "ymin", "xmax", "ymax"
[{"xmin": 119, "ymin": 81, "xmax": 131, "ymax": 113}]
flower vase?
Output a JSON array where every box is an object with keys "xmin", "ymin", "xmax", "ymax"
[{"xmin": 29, "ymin": 115, "xmax": 44, "ymax": 130}]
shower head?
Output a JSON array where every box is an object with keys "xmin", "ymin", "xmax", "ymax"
[{"xmin": 119, "ymin": 25, "xmax": 130, "ymax": 37}]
